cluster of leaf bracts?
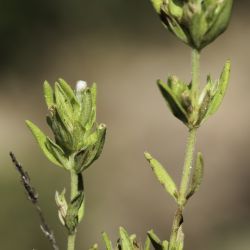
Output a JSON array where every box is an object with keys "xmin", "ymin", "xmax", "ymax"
[
  {"xmin": 157, "ymin": 61, "xmax": 230, "ymax": 128},
  {"xmin": 151, "ymin": 0, "xmax": 233, "ymax": 50},
  {"xmin": 89, "ymin": 228, "xmax": 174, "ymax": 250},
  {"xmin": 26, "ymin": 79, "xmax": 106, "ymax": 172},
  {"xmin": 26, "ymin": 79, "xmax": 106, "ymax": 234}
]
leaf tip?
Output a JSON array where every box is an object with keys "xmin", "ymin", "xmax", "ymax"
[
  {"xmin": 25, "ymin": 120, "xmax": 34, "ymax": 129},
  {"xmin": 223, "ymin": 60, "xmax": 231, "ymax": 74},
  {"xmin": 225, "ymin": 59, "xmax": 231, "ymax": 67},
  {"xmin": 92, "ymin": 82, "xmax": 97, "ymax": 88},
  {"xmin": 156, "ymin": 79, "xmax": 163, "ymax": 87},
  {"xmin": 43, "ymin": 80, "xmax": 50, "ymax": 86},
  {"xmin": 144, "ymin": 152, "xmax": 152, "ymax": 161}
]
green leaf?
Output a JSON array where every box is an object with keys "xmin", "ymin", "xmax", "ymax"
[
  {"xmin": 89, "ymin": 244, "xmax": 98, "ymax": 250},
  {"xmin": 80, "ymin": 88, "xmax": 93, "ymax": 127},
  {"xmin": 168, "ymin": 76, "xmax": 187, "ymax": 99},
  {"xmin": 201, "ymin": 0, "xmax": 233, "ymax": 49},
  {"xmin": 168, "ymin": 0, "xmax": 183, "ymax": 19},
  {"xmin": 162, "ymin": 240, "xmax": 169, "ymax": 250},
  {"xmin": 57, "ymin": 79, "xmax": 80, "ymax": 118},
  {"xmin": 157, "ymin": 80, "xmax": 188, "ymax": 125},
  {"xmin": 87, "ymin": 110, "xmax": 97, "ymax": 131},
  {"xmin": 196, "ymin": 76, "xmax": 213, "ymax": 126},
  {"xmin": 144, "ymin": 237, "xmax": 151, "ymax": 250},
  {"xmin": 163, "ymin": 13, "xmax": 189, "ymax": 45},
  {"xmin": 102, "ymin": 232, "xmax": 113, "ymax": 250},
  {"xmin": 65, "ymin": 191, "xmax": 84, "ymax": 234},
  {"xmin": 91, "ymin": 124, "xmax": 106, "ymax": 161},
  {"xmin": 86, "ymin": 83, "xmax": 97, "ymax": 130},
  {"xmin": 207, "ymin": 61, "xmax": 231, "ymax": 117},
  {"xmin": 45, "ymin": 137, "xmax": 69, "ymax": 169},
  {"xmin": 186, "ymin": 152, "xmax": 204, "ymax": 200},
  {"xmin": 144, "ymin": 152, "xmax": 178, "ymax": 201},
  {"xmin": 151, "ymin": 0, "xmax": 163, "ymax": 13},
  {"xmin": 147, "ymin": 230, "xmax": 162, "ymax": 250},
  {"xmin": 74, "ymin": 148, "xmax": 88, "ymax": 173},
  {"xmin": 189, "ymin": 13, "xmax": 208, "ymax": 49},
  {"xmin": 75, "ymin": 124, "xmax": 106, "ymax": 173},
  {"xmin": 58, "ymin": 78, "xmax": 78, "ymax": 107},
  {"xmin": 50, "ymin": 111, "xmax": 74, "ymax": 152},
  {"xmin": 119, "ymin": 227, "xmax": 134, "ymax": 250},
  {"xmin": 54, "ymin": 82, "xmax": 74, "ymax": 129},
  {"xmin": 26, "ymin": 120, "xmax": 63, "ymax": 168},
  {"xmin": 77, "ymin": 197, "xmax": 85, "ymax": 223},
  {"xmin": 90, "ymin": 83, "xmax": 97, "ymax": 110},
  {"xmin": 84, "ymin": 129, "xmax": 98, "ymax": 147},
  {"xmin": 129, "ymin": 234, "xmax": 137, "ymax": 244},
  {"xmin": 43, "ymin": 81, "xmax": 54, "ymax": 108}
]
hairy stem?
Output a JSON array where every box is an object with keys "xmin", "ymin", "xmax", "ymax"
[
  {"xmin": 191, "ymin": 49, "xmax": 200, "ymax": 104},
  {"xmin": 169, "ymin": 129, "xmax": 197, "ymax": 247},
  {"xmin": 67, "ymin": 234, "xmax": 76, "ymax": 250},
  {"xmin": 70, "ymin": 170, "xmax": 80, "ymax": 201},
  {"xmin": 179, "ymin": 48, "xmax": 200, "ymax": 204},
  {"xmin": 179, "ymin": 128, "xmax": 197, "ymax": 205},
  {"xmin": 169, "ymin": 48, "xmax": 200, "ymax": 248},
  {"xmin": 67, "ymin": 171, "xmax": 84, "ymax": 250}
]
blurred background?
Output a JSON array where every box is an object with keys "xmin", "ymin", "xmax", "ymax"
[{"xmin": 0, "ymin": 1, "xmax": 249, "ymax": 249}]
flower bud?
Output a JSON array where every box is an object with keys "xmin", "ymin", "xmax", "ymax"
[{"xmin": 151, "ymin": 0, "xmax": 233, "ymax": 50}]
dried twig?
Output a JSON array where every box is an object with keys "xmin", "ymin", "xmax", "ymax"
[{"xmin": 10, "ymin": 152, "xmax": 59, "ymax": 250}]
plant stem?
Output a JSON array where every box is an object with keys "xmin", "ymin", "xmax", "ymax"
[
  {"xmin": 169, "ymin": 128, "xmax": 197, "ymax": 247},
  {"xmin": 70, "ymin": 170, "xmax": 79, "ymax": 201},
  {"xmin": 67, "ymin": 171, "xmax": 84, "ymax": 250},
  {"xmin": 191, "ymin": 48, "xmax": 200, "ymax": 104},
  {"xmin": 67, "ymin": 234, "xmax": 76, "ymax": 250},
  {"xmin": 178, "ymin": 48, "xmax": 200, "ymax": 204},
  {"xmin": 169, "ymin": 48, "xmax": 200, "ymax": 248},
  {"xmin": 179, "ymin": 128, "xmax": 197, "ymax": 205}
]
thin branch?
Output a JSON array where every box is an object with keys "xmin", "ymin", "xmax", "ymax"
[{"xmin": 10, "ymin": 152, "xmax": 59, "ymax": 250}]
